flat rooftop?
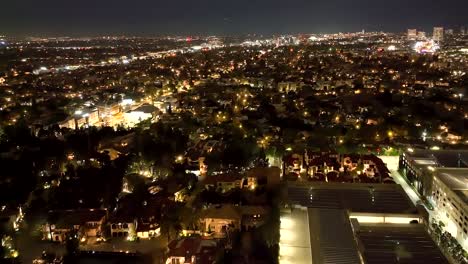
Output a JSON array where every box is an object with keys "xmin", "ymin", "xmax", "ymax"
[
  {"xmin": 356, "ymin": 224, "xmax": 448, "ymax": 264},
  {"xmin": 279, "ymin": 208, "xmax": 313, "ymax": 264},
  {"xmin": 435, "ymin": 168, "xmax": 468, "ymax": 203},
  {"xmin": 308, "ymin": 208, "xmax": 360, "ymax": 264},
  {"xmin": 288, "ymin": 183, "xmax": 417, "ymax": 214},
  {"xmin": 413, "ymin": 159, "xmax": 438, "ymax": 166},
  {"xmin": 404, "ymin": 149, "xmax": 468, "ymax": 168}
]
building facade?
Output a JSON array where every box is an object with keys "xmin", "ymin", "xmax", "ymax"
[{"xmin": 433, "ymin": 27, "xmax": 444, "ymax": 42}]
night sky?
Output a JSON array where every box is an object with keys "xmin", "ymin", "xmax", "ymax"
[{"xmin": 1, "ymin": 0, "xmax": 467, "ymax": 36}]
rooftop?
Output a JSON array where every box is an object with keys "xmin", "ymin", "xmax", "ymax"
[
  {"xmin": 288, "ymin": 183, "xmax": 417, "ymax": 214},
  {"xmin": 308, "ymin": 208, "xmax": 361, "ymax": 264},
  {"xmin": 435, "ymin": 168, "xmax": 468, "ymax": 203},
  {"xmin": 167, "ymin": 236, "xmax": 217, "ymax": 262},
  {"xmin": 48, "ymin": 209, "xmax": 106, "ymax": 229},
  {"xmin": 404, "ymin": 149, "xmax": 468, "ymax": 169},
  {"xmin": 201, "ymin": 204, "xmax": 242, "ymax": 220},
  {"xmin": 203, "ymin": 173, "xmax": 243, "ymax": 185},
  {"xmin": 356, "ymin": 224, "xmax": 449, "ymax": 264}
]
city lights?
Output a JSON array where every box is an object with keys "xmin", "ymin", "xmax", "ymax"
[
  {"xmin": 0, "ymin": 15, "xmax": 467, "ymax": 264},
  {"xmin": 414, "ymin": 40, "xmax": 440, "ymax": 53}
]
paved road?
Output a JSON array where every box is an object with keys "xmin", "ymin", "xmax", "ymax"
[
  {"xmin": 378, "ymin": 155, "xmax": 422, "ymax": 207},
  {"xmin": 389, "ymin": 169, "xmax": 421, "ymax": 206}
]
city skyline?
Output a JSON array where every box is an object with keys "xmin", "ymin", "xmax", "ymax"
[{"xmin": 1, "ymin": 0, "xmax": 467, "ymax": 36}]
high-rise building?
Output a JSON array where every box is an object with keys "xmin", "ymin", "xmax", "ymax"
[
  {"xmin": 445, "ymin": 29, "xmax": 454, "ymax": 35},
  {"xmin": 407, "ymin": 29, "xmax": 417, "ymax": 40},
  {"xmin": 433, "ymin": 27, "xmax": 444, "ymax": 42},
  {"xmin": 461, "ymin": 26, "xmax": 466, "ymax": 35},
  {"xmin": 417, "ymin": 31, "xmax": 426, "ymax": 39}
]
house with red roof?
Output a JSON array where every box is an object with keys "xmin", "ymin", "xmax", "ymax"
[{"xmin": 165, "ymin": 236, "xmax": 218, "ymax": 264}]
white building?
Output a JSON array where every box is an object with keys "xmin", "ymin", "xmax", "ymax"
[{"xmin": 430, "ymin": 168, "xmax": 468, "ymax": 251}]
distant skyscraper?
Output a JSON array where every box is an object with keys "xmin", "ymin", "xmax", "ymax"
[
  {"xmin": 461, "ymin": 26, "xmax": 466, "ymax": 35},
  {"xmin": 445, "ymin": 29, "xmax": 454, "ymax": 35},
  {"xmin": 433, "ymin": 27, "xmax": 444, "ymax": 42},
  {"xmin": 417, "ymin": 31, "xmax": 426, "ymax": 39},
  {"xmin": 407, "ymin": 29, "xmax": 417, "ymax": 40}
]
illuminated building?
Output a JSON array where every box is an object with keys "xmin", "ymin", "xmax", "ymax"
[
  {"xmin": 165, "ymin": 237, "xmax": 217, "ymax": 264},
  {"xmin": 42, "ymin": 209, "xmax": 106, "ymax": 242},
  {"xmin": 417, "ymin": 31, "xmax": 426, "ymax": 39},
  {"xmin": 431, "ymin": 168, "xmax": 468, "ymax": 251},
  {"xmin": 433, "ymin": 27, "xmax": 444, "ymax": 42},
  {"xmin": 281, "ymin": 183, "xmax": 432, "ymax": 264},
  {"xmin": 407, "ymin": 29, "xmax": 417, "ymax": 40},
  {"xmin": 123, "ymin": 104, "xmax": 157, "ymax": 127},
  {"xmin": 414, "ymin": 40, "xmax": 440, "ymax": 53},
  {"xmin": 277, "ymin": 81, "xmax": 301, "ymax": 93},
  {"xmin": 399, "ymin": 149, "xmax": 468, "ymax": 250}
]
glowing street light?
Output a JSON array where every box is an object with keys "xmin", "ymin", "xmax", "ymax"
[{"xmin": 176, "ymin": 155, "xmax": 184, "ymax": 163}]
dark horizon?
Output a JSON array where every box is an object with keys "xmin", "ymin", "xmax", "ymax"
[{"xmin": 1, "ymin": 0, "xmax": 467, "ymax": 37}]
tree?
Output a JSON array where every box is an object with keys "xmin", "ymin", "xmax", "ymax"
[
  {"xmin": 221, "ymin": 138, "xmax": 260, "ymax": 168},
  {"xmin": 160, "ymin": 204, "xmax": 183, "ymax": 242},
  {"xmin": 181, "ymin": 207, "xmax": 200, "ymax": 231},
  {"xmin": 0, "ymin": 125, "xmax": 5, "ymax": 143},
  {"xmin": 65, "ymin": 229, "xmax": 80, "ymax": 256},
  {"xmin": 257, "ymin": 206, "xmax": 280, "ymax": 247}
]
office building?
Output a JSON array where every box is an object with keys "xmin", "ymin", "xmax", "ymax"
[
  {"xmin": 417, "ymin": 31, "xmax": 426, "ymax": 39},
  {"xmin": 433, "ymin": 27, "xmax": 444, "ymax": 42},
  {"xmin": 399, "ymin": 149, "xmax": 468, "ymax": 250},
  {"xmin": 407, "ymin": 29, "xmax": 417, "ymax": 40}
]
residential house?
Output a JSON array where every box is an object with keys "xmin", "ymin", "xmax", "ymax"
[
  {"xmin": 166, "ymin": 236, "xmax": 218, "ymax": 264},
  {"xmin": 199, "ymin": 204, "xmax": 270, "ymax": 237},
  {"xmin": 43, "ymin": 209, "xmax": 106, "ymax": 242},
  {"xmin": 200, "ymin": 205, "xmax": 241, "ymax": 237},
  {"xmin": 109, "ymin": 215, "xmax": 136, "ymax": 239},
  {"xmin": 203, "ymin": 173, "xmax": 243, "ymax": 192},
  {"xmin": 136, "ymin": 222, "xmax": 160, "ymax": 239},
  {"xmin": 245, "ymin": 167, "xmax": 281, "ymax": 189},
  {"xmin": 361, "ymin": 154, "xmax": 391, "ymax": 180}
]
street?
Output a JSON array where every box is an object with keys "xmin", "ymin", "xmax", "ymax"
[{"xmin": 379, "ymin": 155, "xmax": 421, "ymax": 206}]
